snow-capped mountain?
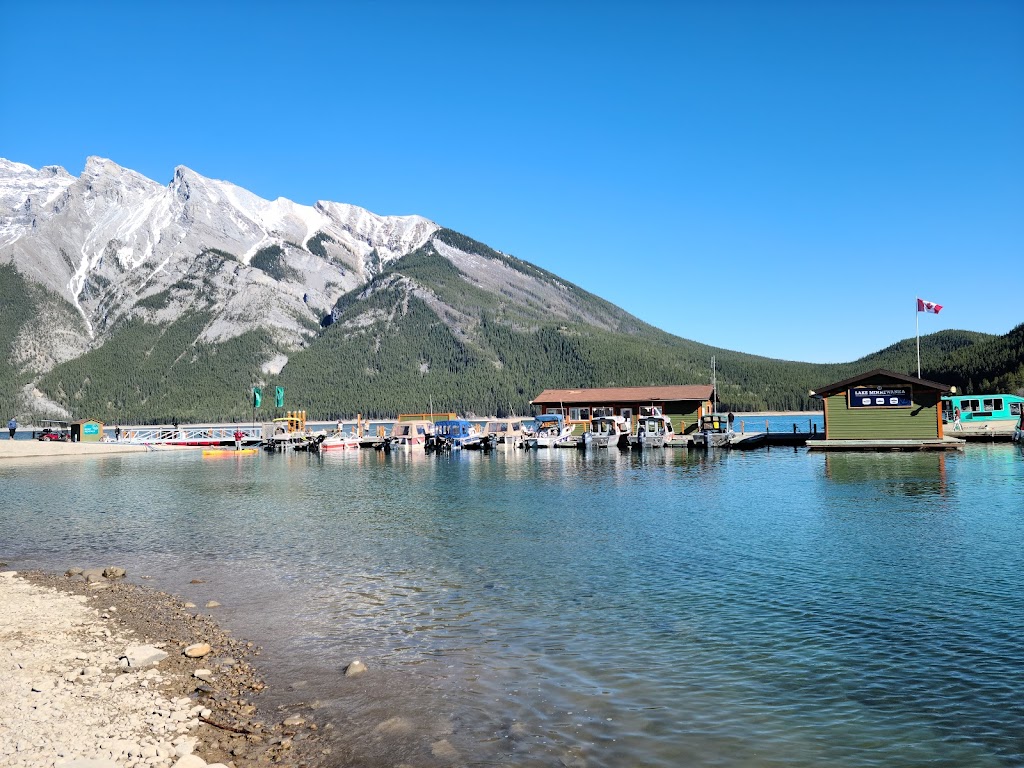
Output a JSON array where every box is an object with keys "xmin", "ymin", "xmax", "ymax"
[
  {"xmin": 0, "ymin": 157, "xmax": 442, "ymax": 413},
  {"xmin": 1, "ymin": 156, "xmax": 437, "ymax": 337}
]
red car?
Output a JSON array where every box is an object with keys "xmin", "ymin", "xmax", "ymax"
[{"xmin": 37, "ymin": 428, "xmax": 68, "ymax": 441}]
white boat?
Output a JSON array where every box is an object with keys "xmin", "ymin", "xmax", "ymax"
[
  {"xmin": 481, "ymin": 417, "xmax": 533, "ymax": 448},
  {"xmin": 320, "ymin": 430, "xmax": 361, "ymax": 451},
  {"xmin": 582, "ymin": 415, "xmax": 629, "ymax": 449},
  {"xmin": 388, "ymin": 420, "xmax": 433, "ymax": 451},
  {"xmin": 636, "ymin": 414, "xmax": 674, "ymax": 449},
  {"xmin": 526, "ymin": 414, "xmax": 574, "ymax": 449}
]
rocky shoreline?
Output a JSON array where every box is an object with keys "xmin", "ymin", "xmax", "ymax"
[{"xmin": 0, "ymin": 568, "xmax": 336, "ymax": 768}]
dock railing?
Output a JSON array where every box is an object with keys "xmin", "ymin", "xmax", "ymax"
[{"xmin": 120, "ymin": 425, "xmax": 262, "ymax": 444}]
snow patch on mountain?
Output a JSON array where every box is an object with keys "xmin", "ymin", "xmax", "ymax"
[{"xmin": 1, "ymin": 156, "xmax": 440, "ymax": 362}]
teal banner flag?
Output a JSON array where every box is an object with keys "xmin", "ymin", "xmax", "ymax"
[
  {"xmin": 253, "ymin": 387, "xmax": 262, "ymax": 408},
  {"xmin": 275, "ymin": 386, "xmax": 284, "ymax": 408}
]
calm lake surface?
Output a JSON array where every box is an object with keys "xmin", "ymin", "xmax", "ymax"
[{"xmin": 2, "ymin": 443, "xmax": 1022, "ymax": 767}]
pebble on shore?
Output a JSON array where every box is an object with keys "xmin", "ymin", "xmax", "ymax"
[{"xmin": 0, "ymin": 569, "xmax": 330, "ymax": 768}]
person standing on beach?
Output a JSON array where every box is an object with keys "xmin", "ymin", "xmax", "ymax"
[
  {"xmin": 115, "ymin": 425, "xmax": 121, "ymax": 441},
  {"xmin": 7, "ymin": 417, "xmax": 16, "ymax": 439},
  {"xmin": 953, "ymin": 407, "xmax": 962, "ymax": 431}
]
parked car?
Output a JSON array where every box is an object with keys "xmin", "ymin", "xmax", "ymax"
[{"xmin": 37, "ymin": 428, "xmax": 67, "ymax": 441}]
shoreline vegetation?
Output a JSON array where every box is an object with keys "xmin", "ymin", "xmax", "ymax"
[{"xmin": 0, "ymin": 569, "xmax": 332, "ymax": 767}]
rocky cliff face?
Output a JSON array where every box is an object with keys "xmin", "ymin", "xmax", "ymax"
[{"xmin": 0, "ymin": 157, "xmax": 439, "ymax": 377}]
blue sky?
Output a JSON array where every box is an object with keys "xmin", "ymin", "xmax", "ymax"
[{"xmin": 2, "ymin": 1, "xmax": 1021, "ymax": 363}]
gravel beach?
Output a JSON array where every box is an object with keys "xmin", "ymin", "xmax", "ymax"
[{"xmin": 0, "ymin": 569, "xmax": 332, "ymax": 768}]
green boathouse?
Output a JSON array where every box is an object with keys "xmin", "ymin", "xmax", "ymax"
[{"xmin": 807, "ymin": 369, "xmax": 960, "ymax": 450}]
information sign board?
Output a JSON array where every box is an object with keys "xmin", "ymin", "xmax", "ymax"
[{"xmin": 848, "ymin": 386, "xmax": 913, "ymax": 409}]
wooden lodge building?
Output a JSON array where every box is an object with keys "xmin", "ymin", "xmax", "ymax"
[
  {"xmin": 807, "ymin": 369, "xmax": 960, "ymax": 450},
  {"xmin": 531, "ymin": 385, "xmax": 715, "ymax": 434}
]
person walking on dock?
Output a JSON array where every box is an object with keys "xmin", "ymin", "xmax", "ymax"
[
  {"xmin": 7, "ymin": 417, "xmax": 16, "ymax": 439},
  {"xmin": 953, "ymin": 407, "xmax": 962, "ymax": 431}
]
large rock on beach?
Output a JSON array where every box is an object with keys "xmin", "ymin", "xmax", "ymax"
[
  {"xmin": 170, "ymin": 755, "xmax": 207, "ymax": 768},
  {"xmin": 122, "ymin": 644, "xmax": 169, "ymax": 667},
  {"xmin": 184, "ymin": 642, "xmax": 212, "ymax": 658},
  {"xmin": 82, "ymin": 568, "xmax": 107, "ymax": 583}
]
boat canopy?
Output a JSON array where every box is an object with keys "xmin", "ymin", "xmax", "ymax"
[
  {"xmin": 393, "ymin": 421, "xmax": 431, "ymax": 437},
  {"xmin": 535, "ymin": 414, "xmax": 565, "ymax": 425},
  {"xmin": 435, "ymin": 419, "xmax": 474, "ymax": 437}
]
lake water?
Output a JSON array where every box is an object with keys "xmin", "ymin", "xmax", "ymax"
[{"xmin": 2, "ymin": 443, "xmax": 1022, "ymax": 767}]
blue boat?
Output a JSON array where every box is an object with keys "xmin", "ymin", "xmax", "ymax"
[{"xmin": 426, "ymin": 419, "xmax": 482, "ymax": 451}]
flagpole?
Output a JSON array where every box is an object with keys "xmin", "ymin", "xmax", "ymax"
[{"xmin": 916, "ymin": 304, "xmax": 921, "ymax": 378}]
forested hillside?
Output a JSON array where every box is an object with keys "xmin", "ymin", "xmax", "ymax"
[{"xmin": 3, "ymin": 238, "xmax": 1021, "ymax": 424}]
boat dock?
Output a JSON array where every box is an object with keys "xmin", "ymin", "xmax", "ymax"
[{"xmin": 120, "ymin": 425, "xmax": 263, "ymax": 447}]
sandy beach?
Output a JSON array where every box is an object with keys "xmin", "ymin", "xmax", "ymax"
[
  {"xmin": 0, "ymin": 569, "xmax": 330, "ymax": 768},
  {"xmin": 0, "ymin": 439, "xmax": 150, "ymax": 459}
]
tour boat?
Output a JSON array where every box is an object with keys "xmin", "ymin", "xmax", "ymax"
[
  {"xmin": 942, "ymin": 393, "xmax": 1023, "ymax": 435},
  {"xmin": 526, "ymin": 414, "xmax": 574, "ymax": 449}
]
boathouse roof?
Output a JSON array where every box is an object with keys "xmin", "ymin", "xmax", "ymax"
[
  {"xmin": 532, "ymin": 385, "xmax": 714, "ymax": 405},
  {"xmin": 810, "ymin": 369, "xmax": 952, "ymax": 398}
]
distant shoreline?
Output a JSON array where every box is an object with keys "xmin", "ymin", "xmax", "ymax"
[{"xmin": 732, "ymin": 411, "xmax": 822, "ymax": 417}]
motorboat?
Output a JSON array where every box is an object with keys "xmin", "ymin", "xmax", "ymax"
[
  {"xmin": 526, "ymin": 414, "xmax": 574, "ymax": 449},
  {"xmin": 320, "ymin": 430, "xmax": 361, "ymax": 451},
  {"xmin": 582, "ymin": 415, "xmax": 629, "ymax": 449},
  {"xmin": 426, "ymin": 419, "xmax": 482, "ymax": 451},
  {"xmin": 479, "ymin": 417, "xmax": 534, "ymax": 449},
  {"xmin": 635, "ymin": 414, "xmax": 674, "ymax": 449},
  {"xmin": 387, "ymin": 420, "xmax": 434, "ymax": 451}
]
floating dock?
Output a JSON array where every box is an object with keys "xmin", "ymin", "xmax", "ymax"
[{"xmin": 806, "ymin": 438, "xmax": 965, "ymax": 452}]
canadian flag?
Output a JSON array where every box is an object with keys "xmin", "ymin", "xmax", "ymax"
[{"xmin": 916, "ymin": 298, "xmax": 943, "ymax": 314}]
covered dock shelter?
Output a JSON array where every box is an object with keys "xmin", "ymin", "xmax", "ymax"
[
  {"xmin": 531, "ymin": 385, "xmax": 714, "ymax": 434},
  {"xmin": 806, "ymin": 369, "xmax": 962, "ymax": 451}
]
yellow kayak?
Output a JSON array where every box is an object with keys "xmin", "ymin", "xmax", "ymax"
[{"xmin": 202, "ymin": 448, "xmax": 258, "ymax": 457}]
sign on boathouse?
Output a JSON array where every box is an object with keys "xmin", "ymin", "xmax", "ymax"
[{"xmin": 848, "ymin": 386, "xmax": 913, "ymax": 409}]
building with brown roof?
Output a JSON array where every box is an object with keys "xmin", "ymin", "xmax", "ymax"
[{"xmin": 531, "ymin": 385, "xmax": 714, "ymax": 434}]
